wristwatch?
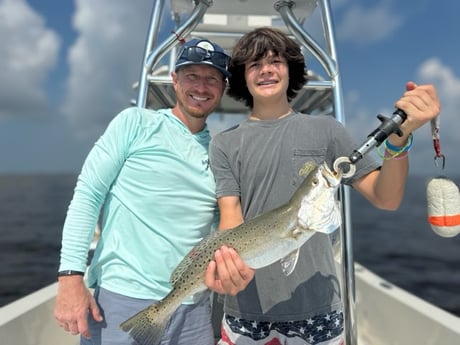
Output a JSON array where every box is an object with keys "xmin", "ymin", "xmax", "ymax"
[{"xmin": 57, "ymin": 270, "xmax": 84, "ymax": 277}]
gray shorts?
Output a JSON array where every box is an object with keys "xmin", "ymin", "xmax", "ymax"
[{"xmin": 81, "ymin": 287, "xmax": 214, "ymax": 345}]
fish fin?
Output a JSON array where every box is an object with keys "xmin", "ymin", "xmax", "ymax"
[
  {"xmin": 280, "ymin": 249, "xmax": 300, "ymax": 276},
  {"xmin": 120, "ymin": 301, "xmax": 171, "ymax": 345}
]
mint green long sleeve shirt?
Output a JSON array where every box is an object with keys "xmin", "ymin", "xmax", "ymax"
[{"xmin": 59, "ymin": 107, "xmax": 217, "ymax": 301}]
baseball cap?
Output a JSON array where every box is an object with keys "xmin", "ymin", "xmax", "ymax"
[{"xmin": 175, "ymin": 39, "xmax": 231, "ymax": 78}]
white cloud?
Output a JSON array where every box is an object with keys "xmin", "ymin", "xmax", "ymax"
[
  {"xmin": 61, "ymin": 0, "xmax": 153, "ymax": 139},
  {"xmin": 335, "ymin": 2, "xmax": 403, "ymax": 44},
  {"xmin": 417, "ymin": 57, "xmax": 460, "ymax": 119},
  {"xmin": 0, "ymin": 0, "xmax": 59, "ymax": 118}
]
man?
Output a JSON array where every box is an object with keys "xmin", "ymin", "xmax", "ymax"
[
  {"xmin": 54, "ymin": 38, "xmax": 254, "ymax": 345},
  {"xmin": 209, "ymin": 27, "xmax": 440, "ymax": 345}
]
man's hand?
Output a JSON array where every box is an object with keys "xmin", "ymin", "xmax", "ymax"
[
  {"xmin": 205, "ymin": 245, "xmax": 255, "ymax": 296},
  {"xmin": 54, "ymin": 275, "xmax": 103, "ymax": 338}
]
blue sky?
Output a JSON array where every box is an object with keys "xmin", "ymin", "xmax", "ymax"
[{"xmin": 0, "ymin": 0, "xmax": 458, "ymax": 176}]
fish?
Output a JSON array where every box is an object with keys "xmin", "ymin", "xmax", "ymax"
[{"xmin": 120, "ymin": 161, "xmax": 343, "ymax": 345}]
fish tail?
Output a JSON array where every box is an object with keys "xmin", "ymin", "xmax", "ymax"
[{"xmin": 120, "ymin": 302, "xmax": 172, "ymax": 345}]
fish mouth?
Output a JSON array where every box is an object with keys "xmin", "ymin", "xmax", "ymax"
[{"xmin": 320, "ymin": 162, "xmax": 342, "ymax": 187}]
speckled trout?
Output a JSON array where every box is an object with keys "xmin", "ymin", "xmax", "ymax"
[{"xmin": 120, "ymin": 161, "xmax": 342, "ymax": 345}]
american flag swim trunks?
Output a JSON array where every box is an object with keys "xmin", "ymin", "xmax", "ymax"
[{"xmin": 218, "ymin": 310, "xmax": 344, "ymax": 345}]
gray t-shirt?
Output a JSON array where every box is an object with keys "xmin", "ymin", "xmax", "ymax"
[{"xmin": 209, "ymin": 112, "xmax": 380, "ymax": 321}]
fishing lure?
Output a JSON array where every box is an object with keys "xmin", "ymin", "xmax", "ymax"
[{"xmin": 430, "ymin": 116, "xmax": 445, "ymax": 168}]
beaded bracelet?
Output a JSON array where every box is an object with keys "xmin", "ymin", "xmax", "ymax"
[
  {"xmin": 385, "ymin": 133, "xmax": 413, "ymax": 153},
  {"xmin": 377, "ymin": 133, "xmax": 413, "ymax": 160},
  {"xmin": 383, "ymin": 149, "xmax": 409, "ymax": 160}
]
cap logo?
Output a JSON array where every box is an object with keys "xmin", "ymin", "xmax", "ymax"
[{"xmin": 196, "ymin": 41, "xmax": 215, "ymax": 52}]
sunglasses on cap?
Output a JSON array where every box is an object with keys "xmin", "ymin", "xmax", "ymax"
[{"xmin": 180, "ymin": 46, "xmax": 229, "ymax": 68}]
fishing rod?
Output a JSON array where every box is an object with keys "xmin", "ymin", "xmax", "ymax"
[
  {"xmin": 333, "ymin": 109, "xmax": 407, "ymax": 177},
  {"xmin": 337, "ymin": 109, "xmax": 460, "ymax": 237}
]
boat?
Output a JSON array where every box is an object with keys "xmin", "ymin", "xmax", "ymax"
[{"xmin": 1, "ymin": 1, "xmax": 460, "ymax": 344}]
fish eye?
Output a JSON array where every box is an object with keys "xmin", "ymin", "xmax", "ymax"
[{"xmin": 312, "ymin": 177, "xmax": 319, "ymax": 185}]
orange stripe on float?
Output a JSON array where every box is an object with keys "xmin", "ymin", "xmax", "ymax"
[{"xmin": 428, "ymin": 214, "xmax": 460, "ymax": 227}]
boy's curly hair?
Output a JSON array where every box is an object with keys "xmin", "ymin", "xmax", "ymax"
[{"xmin": 227, "ymin": 27, "xmax": 308, "ymax": 109}]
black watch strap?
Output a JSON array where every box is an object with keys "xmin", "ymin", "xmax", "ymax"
[{"xmin": 58, "ymin": 270, "xmax": 84, "ymax": 277}]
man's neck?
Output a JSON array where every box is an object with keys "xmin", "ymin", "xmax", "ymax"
[{"xmin": 171, "ymin": 106, "xmax": 207, "ymax": 134}]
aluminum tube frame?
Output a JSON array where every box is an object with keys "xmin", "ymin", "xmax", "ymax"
[
  {"xmin": 275, "ymin": 1, "xmax": 357, "ymax": 344},
  {"xmin": 136, "ymin": 0, "xmax": 212, "ymax": 108}
]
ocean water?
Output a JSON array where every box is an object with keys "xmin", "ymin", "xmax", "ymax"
[{"xmin": 0, "ymin": 174, "xmax": 459, "ymax": 317}]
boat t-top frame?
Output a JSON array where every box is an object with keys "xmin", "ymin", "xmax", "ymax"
[{"xmin": 134, "ymin": 1, "xmax": 357, "ymax": 344}]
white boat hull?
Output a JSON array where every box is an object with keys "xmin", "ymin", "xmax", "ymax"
[
  {"xmin": 354, "ymin": 263, "xmax": 460, "ymax": 345},
  {"xmin": 0, "ymin": 282, "xmax": 78, "ymax": 345}
]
